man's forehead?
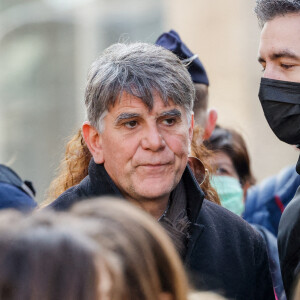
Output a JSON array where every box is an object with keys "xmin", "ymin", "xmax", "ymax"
[
  {"xmin": 109, "ymin": 92, "xmax": 181, "ymax": 114},
  {"xmin": 259, "ymin": 14, "xmax": 300, "ymax": 58}
]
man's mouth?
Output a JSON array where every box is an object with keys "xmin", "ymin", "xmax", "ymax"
[{"xmin": 137, "ymin": 163, "xmax": 171, "ymax": 170}]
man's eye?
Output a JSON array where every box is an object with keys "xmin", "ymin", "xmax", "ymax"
[
  {"xmin": 281, "ymin": 64, "xmax": 294, "ymax": 70},
  {"xmin": 124, "ymin": 120, "xmax": 138, "ymax": 129},
  {"xmin": 162, "ymin": 118, "xmax": 175, "ymax": 126}
]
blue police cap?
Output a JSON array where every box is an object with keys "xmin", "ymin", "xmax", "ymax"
[{"xmin": 155, "ymin": 30, "xmax": 209, "ymax": 85}]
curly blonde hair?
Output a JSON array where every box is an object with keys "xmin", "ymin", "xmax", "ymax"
[{"xmin": 43, "ymin": 129, "xmax": 91, "ymax": 207}]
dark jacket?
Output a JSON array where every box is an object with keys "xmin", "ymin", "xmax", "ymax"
[
  {"xmin": 50, "ymin": 159, "xmax": 274, "ymax": 300},
  {"xmin": 278, "ymin": 186, "xmax": 300, "ymax": 299},
  {"xmin": 0, "ymin": 164, "xmax": 37, "ymax": 212},
  {"xmin": 244, "ymin": 165, "xmax": 300, "ymax": 236}
]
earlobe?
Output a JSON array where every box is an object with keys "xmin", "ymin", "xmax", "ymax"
[{"xmin": 82, "ymin": 122, "xmax": 104, "ymax": 164}]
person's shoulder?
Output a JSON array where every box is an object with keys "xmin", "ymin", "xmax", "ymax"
[
  {"xmin": 278, "ymin": 186, "xmax": 300, "ymax": 242},
  {"xmin": 48, "ymin": 180, "xmax": 88, "ymax": 211},
  {"xmin": 281, "ymin": 186, "xmax": 300, "ymax": 218},
  {"xmin": 200, "ymin": 199, "xmax": 250, "ymax": 224},
  {"xmin": 0, "ymin": 182, "xmax": 37, "ymax": 211}
]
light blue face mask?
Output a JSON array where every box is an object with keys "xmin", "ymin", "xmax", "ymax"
[{"xmin": 210, "ymin": 175, "xmax": 244, "ymax": 216}]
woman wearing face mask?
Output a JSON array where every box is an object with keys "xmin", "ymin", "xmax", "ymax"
[
  {"xmin": 203, "ymin": 125, "xmax": 255, "ymax": 215},
  {"xmin": 204, "ymin": 125, "xmax": 286, "ymax": 300}
]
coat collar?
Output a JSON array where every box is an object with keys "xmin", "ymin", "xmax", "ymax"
[
  {"xmin": 88, "ymin": 159, "xmax": 123, "ymax": 197},
  {"xmin": 182, "ymin": 164, "xmax": 205, "ymax": 224},
  {"xmin": 87, "ymin": 159, "xmax": 205, "ymax": 223}
]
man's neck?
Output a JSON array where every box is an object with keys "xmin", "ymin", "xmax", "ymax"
[{"xmin": 126, "ymin": 195, "xmax": 170, "ymax": 220}]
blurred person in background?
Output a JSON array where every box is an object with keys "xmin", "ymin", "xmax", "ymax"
[
  {"xmin": 204, "ymin": 125, "xmax": 256, "ymax": 215},
  {"xmin": 204, "ymin": 125, "xmax": 285, "ymax": 300},
  {"xmin": 255, "ymin": 0, "xmax": 300, "ymax": 298},
  {"xmin": 71, "ymin": 197, "xmax": 190, "ymax": 300},
  {"xmin": 0, "ymin": 164, "xmax": 36, "ymax": 211},
  {"xmin": 0, "ymin": 210, "xmax": 102, "ymax": 300},
  {"xmin": 0, "ymin": 199, "xmax": 192, "ymax": 300},
  {"xmin": 244, "ymin": 164, "xmax": 300, "ymax": 237},
  {"xmin": 46, "ymin": 42, "xmax": 273, "ymax": 299}
]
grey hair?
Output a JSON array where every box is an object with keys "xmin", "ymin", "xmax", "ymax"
[
  {"xmin": 255, "ymin": 0, "xmax": 300, "ymax": 27},
  {"xmin": 85, "ymin": 42, "xmax": 195, "ymax": 132}
]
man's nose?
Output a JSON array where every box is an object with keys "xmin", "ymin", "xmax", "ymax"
[{"xmin": 141, "ymin": 125, "xmax": 166, "ymax": 151}]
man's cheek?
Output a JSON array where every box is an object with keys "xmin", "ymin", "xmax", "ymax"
[{"xmin": 173, "ymin": 140, "xmax": 190, "ymax": 156}]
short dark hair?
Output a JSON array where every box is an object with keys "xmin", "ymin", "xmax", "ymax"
[
  {"xmin": 255, "ymin": 0, "xmax": 300, "ymax": 27},
  {"xmin": 85, "ymin": 43, "xmax": 195, "ymax": 132}
]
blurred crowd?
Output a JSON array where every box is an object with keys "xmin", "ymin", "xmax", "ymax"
[{"xmin": 1, "ymin": 0, "xmax": 300, "ymax": 299}]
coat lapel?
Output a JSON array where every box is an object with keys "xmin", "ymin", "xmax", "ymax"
[{"xmin": 185, "ymin": 223, "xmax": 205, "ymax": 266}]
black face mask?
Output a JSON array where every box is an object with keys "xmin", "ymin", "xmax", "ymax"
[{"xmin": 258, "ymin": 77, "xmax": 300, "ymax": 145}]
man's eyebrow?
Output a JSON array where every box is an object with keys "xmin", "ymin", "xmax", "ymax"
[
  {"xmin": 115, "ymin": 113, "xmax": 140, "ymax": 124},
  {"xmin": 258, "ymin": 50, "xmax": 300, "ymax": 64},
  {"xmin": 270, "ymin": 50, "xmax": 299, "ymax": 60},
  {"xmin": 159, "ymin": 109, "xmax": 182, "ymax": 118}
]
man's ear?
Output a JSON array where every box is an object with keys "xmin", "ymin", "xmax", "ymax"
[
  {"xmin": 82, "ymin": 122, "xmax": 104, "ymax": 164},
  {"xmin": 203, "ymin": 108, "xmax": 218, "ymax": 140}
]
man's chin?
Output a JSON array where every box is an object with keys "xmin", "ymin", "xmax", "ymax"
[
  {"xmin": 126, "ymin": 173, "xmax": 181, "ymax": 201},
  {"xmin": 132, "ymin": 182, "xmax": 175, "ymax": 201}
]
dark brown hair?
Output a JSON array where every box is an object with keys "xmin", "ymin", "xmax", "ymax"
[{"xmin": 255, "ymin": 0, "xmax": 300, "ymax": 27}]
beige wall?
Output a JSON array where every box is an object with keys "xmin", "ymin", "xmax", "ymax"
[{"xmin": 163, "ymin": 0, "xmax": 298, "ymax": 182}]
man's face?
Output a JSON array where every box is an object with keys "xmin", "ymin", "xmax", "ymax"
[
  {"xmin": 99, "ymin": 92, "xmax": 193, "ymax": 203},
  {"xmin": 258, "ymin": 13, "xmax": 300, "ymax": 82}
]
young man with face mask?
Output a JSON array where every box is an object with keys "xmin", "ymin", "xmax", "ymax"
[{"xmin": 255, "ymin": 1, "xmax": 300, "ymax": 299}]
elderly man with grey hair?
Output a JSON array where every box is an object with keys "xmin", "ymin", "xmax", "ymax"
[
  {"xmin": 50, "ymin": 42, "xmax": 274, "ymax": 299},
  {"xmin": 255, "ymin": 1, "xmax": 300, "ymax": 299}
]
